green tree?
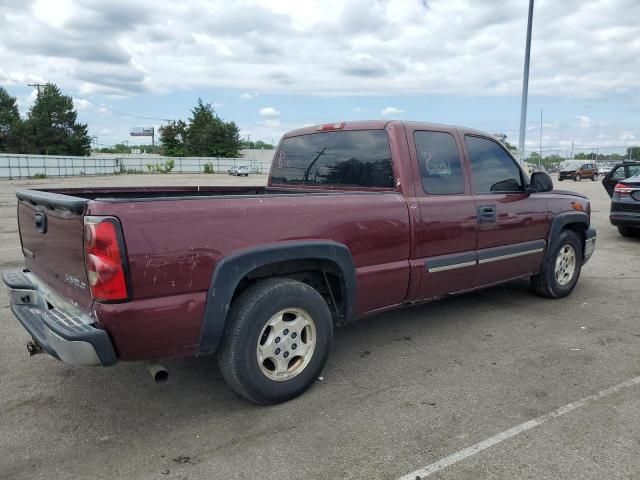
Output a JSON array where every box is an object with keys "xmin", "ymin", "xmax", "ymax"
[
  {"xmin": 159, "ymin": 98, "xmax": 242, "ymax": 157},
  {"xmin": 158, "ymin": 120, "xmax": 188, "ymax": 156},
  {"xmin": 0, "ymin": 87, "xmax": 21, "ymax": 152},
  {"xmin": 626, "ymin": 147, "xmax": 640, "ymax": 161},
  {"xmin": 242, "ymin": 139, "xmax": 274, "ymax": 149},
  {"xmin": 23, "ymin": 83, "xmax": 91, "ymax": 155},
  {"xmin": 526, "ymin": 152, "xmax": 541, "ymax": 164}
]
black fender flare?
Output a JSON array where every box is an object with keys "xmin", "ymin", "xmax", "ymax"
[
  {"xmin": 198, "ymin": 241, "xmax": 357, "ymax": 354},
  {"xmin": 545, "ymin": 211, "xmax": 591, "ymax": 259}
]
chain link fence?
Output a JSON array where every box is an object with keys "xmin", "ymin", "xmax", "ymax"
[{"xmin": 0, "ymin": 154, "xmax": 272, "ymax": 179}]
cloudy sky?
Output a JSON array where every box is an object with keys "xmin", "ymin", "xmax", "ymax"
[{"xmin": 1, "ymin": 0, "xmax": 639, "ymax": 154}]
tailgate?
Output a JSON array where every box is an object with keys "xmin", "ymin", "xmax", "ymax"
[{"xmin": 16, "ymin": 189, "xmax": 93, "ymax": 311}]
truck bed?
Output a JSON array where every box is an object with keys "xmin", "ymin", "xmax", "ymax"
[{"xmin": 16, "ymin": 185, "xmax": 386, "ymax": 207}]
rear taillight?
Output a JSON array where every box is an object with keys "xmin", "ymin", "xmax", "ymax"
[
  {"xmin": 84, "ymin": 216, "xmax": 129, "ymax": 302},
  {"xmin": 614, "ymin": 183, "xmax": 633, "ymax": 195}
]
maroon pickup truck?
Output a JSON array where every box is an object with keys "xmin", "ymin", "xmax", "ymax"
[{"xmin": 4, "ymin": 121, "xmax": 596, "ymax": 404}]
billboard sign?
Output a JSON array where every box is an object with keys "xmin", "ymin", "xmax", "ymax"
[{"xmin": 130, "ymin": 127, "xmax": 154, "ymax": 137}]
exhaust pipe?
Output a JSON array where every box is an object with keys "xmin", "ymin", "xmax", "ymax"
[
  {"xmin": 147, "ymin": 362, "xmax": 169, "ymax": 384},
  {"xmin": 27, "ymin": 340, "xmax": 44, "ymax": 356}
]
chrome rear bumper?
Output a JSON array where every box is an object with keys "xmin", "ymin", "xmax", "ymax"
[{"xmin": 2, "ymin": 270, "xmax": 116, "ymax": 366}]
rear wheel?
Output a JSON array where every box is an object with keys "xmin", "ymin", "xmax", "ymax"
[
  {"xmin": 574, "ymin": 174, "xmax": 581, "ymax": 182},
  {"xmin": 531, "ymin": 229, "xmax": 583, "ymax": 298},
  {"xmin": 617, "ymin": 226, "xmax": 639, "ymax": 237},
  {"xmin": 218, "ymin": 277, "xmax": 333, "ymax": 404}
]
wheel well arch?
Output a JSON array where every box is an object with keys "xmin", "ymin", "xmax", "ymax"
[
  {"xmin": 198, "ymin": 241, "xmax": 356, "ymax": 354},
  {"xmin": 546, "ymin": 212, "xmax": 589, "ymax": 258}
]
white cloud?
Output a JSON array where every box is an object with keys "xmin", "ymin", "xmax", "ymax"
[
  {"xmin": 381, "ymin": 106, "xmax": 404, "ymax": 116},
  {"xmin": 73, "ymin": 97, "xmax": 92, "ymax": 111},
  {"xmin": 259, "ymin": 106, "xmax": 280, "ymax": 117},
  {"xmin": 354, "ymin": 106, "xmax": 362, "ymax": 112},
  {"xmin": 575, "ymin": 115, "xmax": 592, "ymax": 128},
  {"xmin": 0, "ymin": 0, "xmax": 638, "ymax": 98},
  {"xmin": 620, "ymin": 132, "xmax": 635, "ymax": 141},
  {"xmin": 239, "ymin": 92, "xmax": 253, "ymax": 100}
]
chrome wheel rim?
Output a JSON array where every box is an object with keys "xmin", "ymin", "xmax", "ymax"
[
  {"xmin": 256, "ymin": 308, "xmax": 316, "ymax": 382},
  {"xmin": 555, "ymin": 244, "xmax": 576, "ymax": 286}
]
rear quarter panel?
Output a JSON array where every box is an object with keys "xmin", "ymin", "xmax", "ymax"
[{"xmin": 88, "ymin": 193, "xmax": 411, "ymax": 360}]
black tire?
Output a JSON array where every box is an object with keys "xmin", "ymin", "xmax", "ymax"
[
  {"xmin": 558, "ymin": 178, "xmax": 563, "ymax": 182},
  {"xmin": 574, "ymin": 174, "xmax": 581, "ymax": 182},
  {"xmin": 617, "ymin": 226, "xmax": 639, "ymax": 237},
  {"xmin": 217, "ymin": 278, "xmax": 333, "ymax": 404},
  {"xmin": 531, "ymin": 229, "xmax": 583, "ymax": 298},
  {"xmin": 591, "ymin": 174, "xmax": 598, "ymax": 181}
]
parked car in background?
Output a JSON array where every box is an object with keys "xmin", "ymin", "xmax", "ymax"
[
  {"xmin": 558, "ymin": 161, "xmax": 598, "ymax": 182},
  {"xmin": 228, "ymin": 165, "xmax": 250, "ymax": 176},
  {"xmin": 602, "ymin": 162, "xmax": 640, "ymax": 237},
  {"xmin": 3, "ymin": 120, "xmax": 596, "ymax": 404},
  {"xmin": 597, "ymin": 162, "xmax": 615, "ymax": 176}
]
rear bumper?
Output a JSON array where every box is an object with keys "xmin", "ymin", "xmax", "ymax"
[
  {"xmin": 2, "ymin": 270, "xmax": 117, "ymax": 366},
  {"xmin": 610, "ymin": 211, "xmax": 640, "ymax": 228}
]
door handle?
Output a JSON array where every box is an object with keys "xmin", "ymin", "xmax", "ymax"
[{"xmin": 477, "ymin": 205, "xmax": 496, "ymax": 223}]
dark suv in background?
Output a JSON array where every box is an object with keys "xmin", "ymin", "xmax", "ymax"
[
  {"xmin": 602, "ymin": 162, "xmax": 640, "ymax": 237},
  {"xmin": 558, "ymin": 161, "xmax": 599, "ymax": 182}
]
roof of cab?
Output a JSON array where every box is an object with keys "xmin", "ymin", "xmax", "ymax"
[{"xmin": 282, "ymin": 120, "xmax": 491, "ymax": 139}]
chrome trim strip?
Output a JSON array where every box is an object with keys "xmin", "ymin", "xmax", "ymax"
[
  {"xmin": 428, "ymin": 260, "xmax": 477, "ymax": 273},
  {"xmin": 477, "ymin": 247, "xmax": 544, "ymax": 264}
]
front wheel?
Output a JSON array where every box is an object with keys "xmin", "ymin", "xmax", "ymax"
[
  {"xmin": 592, "ymin": 174, "xmax": 598, "ymax": 181},
  {"xmin": 574, "ymin": 174, "xmax": 581, "ymax": 182},
  {"xmin": 531, "ymin": 229, "xmax": 583, "ymax": 298},
  {"xmin": 618, "ymin": 226, "xmax": 639, "ymax": 237},
  {"xmin": 218, "ymin": 278, "xmax": 333, "ymax": 404}
]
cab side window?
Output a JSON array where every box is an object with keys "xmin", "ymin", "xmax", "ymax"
[
  {"xmin": 465, "ymin": 136, "xmax": 524, "ymax": 194},
  {"xmin": 414, "ymin": 131, "xmax": 465, "ymax": 195}
]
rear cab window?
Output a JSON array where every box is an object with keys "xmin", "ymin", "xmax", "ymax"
[
  {"xmin": 464, "ymin": 135, "xmax": 525, "ymax": 194},
  {"xmin": 271, "ymin": 130, "xmax": 393, "ymax": 188},
  {"xmin": 414, "ymin": 131, "xmax": 465, "ymax": 194}
]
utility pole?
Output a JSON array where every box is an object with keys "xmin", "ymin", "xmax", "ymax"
[
  {"xmin": 517, "ymin": 0, "xmax": 535, "ymax": 164},
  {"xmin": 571, "ymin": 141, "xmax": 574, "ymax": 159},
  {"xmin": 27, "ymin": 83, "xmax": 45, "ymax": 94}
]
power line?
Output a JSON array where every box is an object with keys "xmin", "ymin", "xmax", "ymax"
[{"xmin": 80, "ymin": 98, "xmax": 172, "ymax": 122}]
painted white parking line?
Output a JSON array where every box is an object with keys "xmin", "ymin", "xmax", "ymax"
[{"xmin": 399, "ymin": 375, "xmax": 640, "ymax": 479}]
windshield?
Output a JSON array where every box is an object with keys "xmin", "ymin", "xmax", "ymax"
[{"xmin": 560, "ymin": 160, "xmax": 583, "ymax": 170}]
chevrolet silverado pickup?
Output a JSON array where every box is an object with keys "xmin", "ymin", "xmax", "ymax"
[{"xmin": 3, "ymin": 121, "xmax": 597, "ymax": 404}]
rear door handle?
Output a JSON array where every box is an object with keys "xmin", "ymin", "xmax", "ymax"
[{"xmin": 477, "ymin": 205, "xmax": 496, "ymax": 223}]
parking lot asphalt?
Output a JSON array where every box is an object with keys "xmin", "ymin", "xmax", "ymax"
[{"xmin": 1, "ymin": 174, "xmax": 639, "ymax": 480}]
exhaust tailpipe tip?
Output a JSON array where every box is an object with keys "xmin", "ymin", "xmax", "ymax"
[{"xmin": 147, "ymin": 362, "xmax": 169, "ymax": 384}]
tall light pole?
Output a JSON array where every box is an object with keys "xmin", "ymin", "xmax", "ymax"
[{"xmin": 518, "ymin": 0, "xmax": 535, "ymax": 164}]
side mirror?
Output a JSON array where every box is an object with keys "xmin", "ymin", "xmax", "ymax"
[{"xmin": 528, "ymin": 172, "xmax": 553, "ymax": 193}]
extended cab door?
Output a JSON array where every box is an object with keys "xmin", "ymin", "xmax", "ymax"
[
  {"xmin": 603, "ymin": 163, "xmax": 640, "ymax": 197},
  {"xmin": 462, "ymin": 134, "xmax": 548, "ymax": 287},
  {"xmin": 406, "ymin": 126, "xmax": 478, "ymax": 300}
]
